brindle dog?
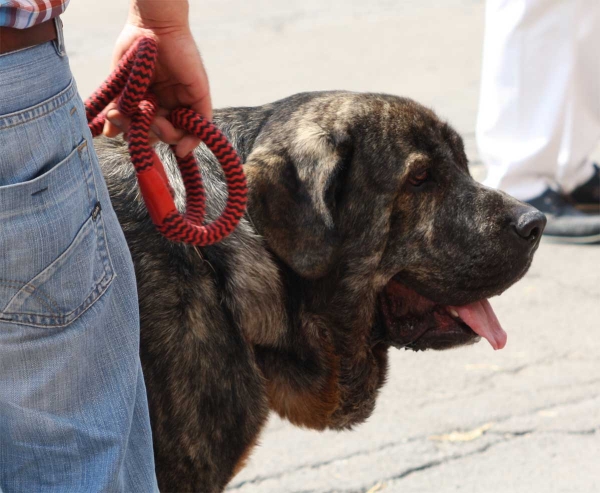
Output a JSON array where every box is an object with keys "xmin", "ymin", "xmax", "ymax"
[{"xmin": 96, "ymin": 91, "xmax": 545, "ymax": 492}]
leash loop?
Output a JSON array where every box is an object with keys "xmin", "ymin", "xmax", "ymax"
[{"xmin": 85, "ymin": 37, "xmax": 247, "ymax": 246}]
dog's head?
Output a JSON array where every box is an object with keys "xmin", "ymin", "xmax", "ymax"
[{"xmin": 242, "ymin": 92, "xmax": 544, "ymax": 352}]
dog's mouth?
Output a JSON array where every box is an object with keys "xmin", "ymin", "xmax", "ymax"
[{"xmin": 378, "ymin": 277, "xmax": 507, "ymax": 351}]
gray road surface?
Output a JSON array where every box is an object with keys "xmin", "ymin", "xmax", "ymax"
[{"xmin": 62, "ymin": 1, "xmax": 600, "ymax": 492}]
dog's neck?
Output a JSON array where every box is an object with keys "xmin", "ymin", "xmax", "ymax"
[
  {"xmin": 211, "ymin": 105, "xmax": 276, "ymax": 163},
  {"xmin": 156, "ymin": 103, "xmax": 383, "ymax": 350}
]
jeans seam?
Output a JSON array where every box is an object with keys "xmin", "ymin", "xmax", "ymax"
[
  {"xmin": 0, "ymin": 281, "xmax": 60, "ymax": 314},
  {"xmin": 1, "ymin": 209, "xmax": 115, "ymax": 325},
  {"xmin": 77, "ymin": 141, "xmax": 93, "ymax": 204},
  {"xmin": 0, "ymin": 80, "xmax": 76, "ymax": 130},
  {"xmin": 0, "ymin": 45, "xmax": 39, "ymax": 58},
  {"xmin": 52, "ymin": 18, "xmax": 66, "ymax": 58},
  {"xmin": 1, "ymin": 269, "xmax": 115, "ymax": 329}
]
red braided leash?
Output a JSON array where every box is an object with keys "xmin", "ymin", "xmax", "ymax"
[{"xmin": 85, "ymin": 37, "xmax": 247, "ymax": 246}]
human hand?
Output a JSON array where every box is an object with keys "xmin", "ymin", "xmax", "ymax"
[{"xmin": 102, "ymin": 3, "xmax": 212, "ymax": 157}]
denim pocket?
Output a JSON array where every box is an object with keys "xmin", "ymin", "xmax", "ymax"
[{"xmin": 0, "ymin": 140, "xmax": 115, "ymax": 328}]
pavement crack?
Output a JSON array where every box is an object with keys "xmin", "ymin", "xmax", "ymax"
[
  {"xmin": 541, "ymin": 277, "xmax": 600, "ymax": 300},
  {"xmin": 415, "ymin": 356, "xmax": 592, "ymax": 409},
  {"xmin": 546, "ymin": 428, "xmax": 600, "ymax": 436},
  {"xmin": 375, "ymin": 426, "xmax": 600, "ymax": 490},
  {"xmin": 320, "ymin": 441, "xmax": 501, "ymax": 493},
  {"xmin": 385, "ymin": 441, "xmax": 496, "ymax": 481},
  {"xmin": 490, "ymin": 427, "xmax": 598, "ymax": 438},
  {"xmin": 229, "ymin": 394, "xmax": 599, "ymax": 491},
  {"xmin": 489, "ymin": 430, "xmax": 532, "ymax": 438},
  {"xmin": 228, "ymin": 438, "xmax": 418, "ymax": 490},
  {"xmin": 564, "ymin": 428, "xmax": 597, "ymax": 436}
]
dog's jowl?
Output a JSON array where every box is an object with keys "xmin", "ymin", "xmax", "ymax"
[{"xmin": 96, "ymin": 91, "xmax": 545, "ymax": 492}]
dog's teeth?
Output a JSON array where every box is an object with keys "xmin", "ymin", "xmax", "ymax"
[{"xmin": 449, "ymin": 308, "xmax": 459, "ymax": 318}]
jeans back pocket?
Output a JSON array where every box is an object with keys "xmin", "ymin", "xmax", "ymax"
[{"xmin": 0, "ymin": 140, "xmax": 115, "ymax": 328}]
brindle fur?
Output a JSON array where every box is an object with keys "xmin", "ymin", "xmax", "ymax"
[{"xmin": 96, "ymin": 92, "xmax": 542, "ymax": 492}]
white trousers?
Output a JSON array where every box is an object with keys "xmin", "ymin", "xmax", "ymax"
[{"xmin": 476, "ymin": 0, "xmax": 600, "ymax": 201}]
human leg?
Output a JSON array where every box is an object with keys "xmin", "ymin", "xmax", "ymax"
[
  {"xmin": 476, "ymin": 0, "xmax": 600, "ymax": 201},
  {"xmin": 0, "ymin": 39, "xmax": 157, "ymax": 492},
  {"xmin": 477, "ymin": 0, "xmax": 600, "ymax": 243},
  {"xmin": 555, "ymin": 0, "xmax": 600, "ymax": 194}
]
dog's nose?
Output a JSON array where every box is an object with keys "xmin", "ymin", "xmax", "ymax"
[{"xmin": 513, "ymin": 209, "xmax": 547, "ymax": 242}]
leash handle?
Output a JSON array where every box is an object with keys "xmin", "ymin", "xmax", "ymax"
[{"xmin": 85, "ymin": 37, "xmax": 248, "ymax": 246}]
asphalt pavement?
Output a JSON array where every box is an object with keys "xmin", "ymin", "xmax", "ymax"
[{"xmin": 63, "ymin": 1, "xmax": 600, "ymax": 491}]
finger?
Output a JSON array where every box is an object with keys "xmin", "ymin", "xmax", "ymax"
[
  {"xmin": 143, "ymin": 126, "xmax": 161, "ymax": 146},
  {"xmin": 104, "ymin": 117, "xmax": 161, "ymax": 144},
  {"xmin": 151, "ymin": 115, "xmax": 186, "ymax": 145},
  {"xmin": 105, "ymin": 107, "xmax": 131, "ymax": 134},
  {"xmin": 175, "ymin": 135, "xmax": 201, "ymax": 158},
  {"xmin": 102, "ymin": 119, "xmax": 123, "ymax": 138}
]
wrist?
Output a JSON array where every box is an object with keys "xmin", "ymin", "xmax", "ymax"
[{"xmin": 129, "ymin": 0, "xmax": 190, "ymax": 33}]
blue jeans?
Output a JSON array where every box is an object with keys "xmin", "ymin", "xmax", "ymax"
[{"xmin": 0, "ymin": 36, "xmax": 158, "ymax": 492}]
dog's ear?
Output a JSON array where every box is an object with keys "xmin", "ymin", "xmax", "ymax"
[{"xmin": 245, "ymin": 122, "xmax": 351, "ymax": 279}]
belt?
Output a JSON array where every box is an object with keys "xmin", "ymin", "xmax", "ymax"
[{"xmin": 0, "ymin": 19, "xmax": 59, "ymax": 55}]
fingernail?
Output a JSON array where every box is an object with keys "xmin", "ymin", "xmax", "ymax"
[{"xmin": 108, "ymin": 116, "xmax": 124, "ymax": 129}]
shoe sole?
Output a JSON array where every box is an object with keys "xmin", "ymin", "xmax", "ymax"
[{"xmin": 542, "ymin": 233, "xmax": 600, "ymax": 245}]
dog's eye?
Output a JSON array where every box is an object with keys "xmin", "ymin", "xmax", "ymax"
[{"xmin": 409, "ymin": 170, "xmax": 429, "ymax": 187}]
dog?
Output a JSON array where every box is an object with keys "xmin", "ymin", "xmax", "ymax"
[{"xmin": 96, "ymin": 91, "xmax": 545, "ymax": 492}]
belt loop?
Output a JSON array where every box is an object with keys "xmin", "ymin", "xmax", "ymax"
[{"xmin": 52, "ymin": 17, "xmax": 66, "ymax": 57}]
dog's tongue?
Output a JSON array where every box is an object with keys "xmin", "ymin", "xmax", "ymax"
[{"xmin": 450, "ymin": 299, "xmax": 507, "ymax": 350}]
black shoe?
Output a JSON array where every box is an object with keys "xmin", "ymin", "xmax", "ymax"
[
  {"xmin": 526, "ymin": 189, "xmax": 600, "ymax": 244},
  {"xmin": 569, "ymin": 163, "xmax": 600, "ymax": 212}
]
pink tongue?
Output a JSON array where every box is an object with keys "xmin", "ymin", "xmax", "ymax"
[{"xmin": 450, "ymin": 299, "xmax": 507, "ymax": 350}]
